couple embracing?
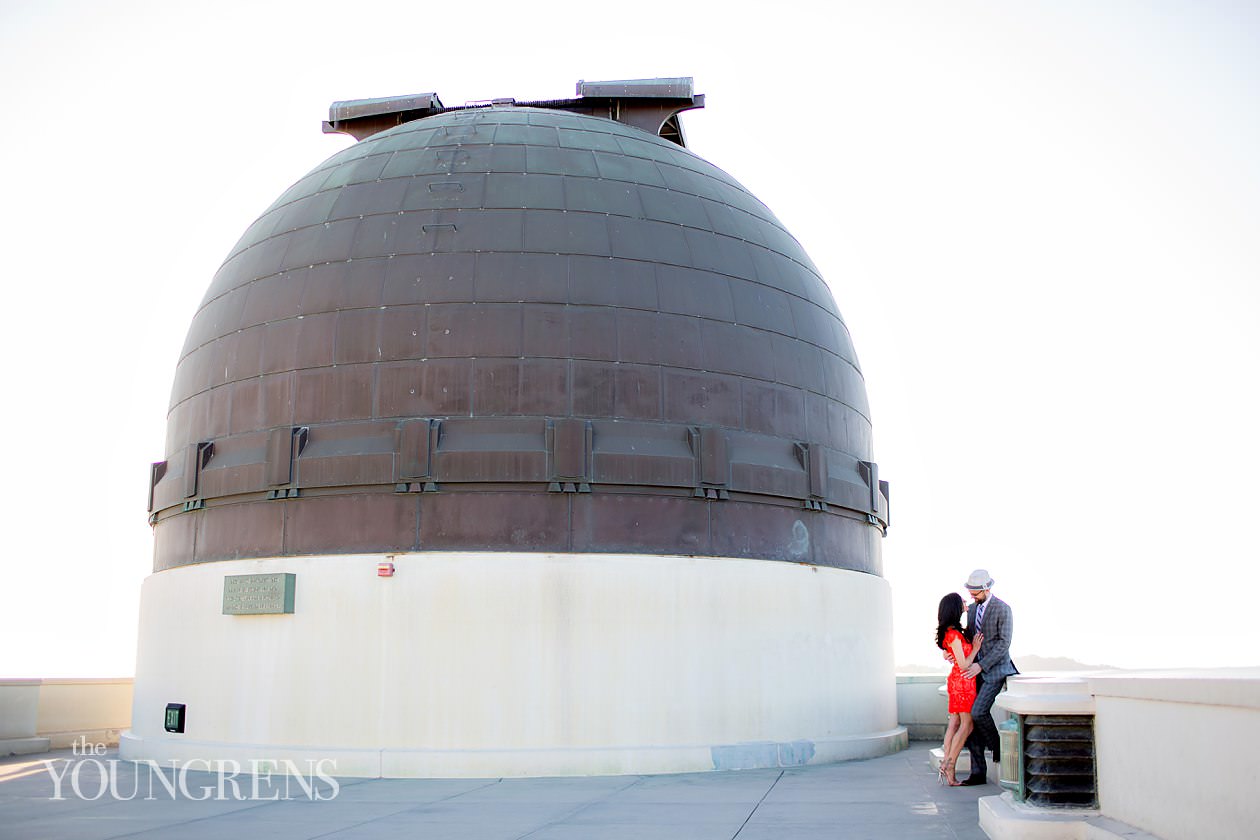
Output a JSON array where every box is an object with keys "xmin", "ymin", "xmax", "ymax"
[{"xmin": 934, "ymin": 569, "xmax": 1018, "ymax": 786}]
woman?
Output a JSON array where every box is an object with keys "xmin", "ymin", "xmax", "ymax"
[{"xmin": 936, "ymin": 592, "xmax": 983, "ymax": 786}]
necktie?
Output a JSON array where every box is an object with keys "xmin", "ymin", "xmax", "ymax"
[{"xmin": 977, "ymin": 601, "xmax": 987, "ymax": 630}]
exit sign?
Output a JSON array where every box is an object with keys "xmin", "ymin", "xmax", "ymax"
[{"xmin": 164, "ymin": 703, "xmax": 186, "ymax": 733}]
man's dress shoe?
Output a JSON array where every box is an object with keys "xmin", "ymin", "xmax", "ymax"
[{"xmin": 959, "ymin": 775, "xmax": 988, "ymax": 786}]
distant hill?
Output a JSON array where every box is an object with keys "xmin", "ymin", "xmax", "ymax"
[
  {"xmin": 1012, "ymin": 654, "xmax": 1114, "ymax": 672},
  {"xmin": 896, "ymin": 653, "xmax": 1114, "ymax": 675}
]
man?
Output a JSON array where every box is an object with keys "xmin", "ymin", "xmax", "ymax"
[{"xmin": 958, "ymin": 569, "xmax": 1018, "ymax": 786}]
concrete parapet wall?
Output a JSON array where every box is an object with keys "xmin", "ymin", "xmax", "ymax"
[
  {"xmin": 894, "ymin": 674, "xmax": 1014, "ymax": 742},
  {"xmin": 0, "ymin": 679, "xmax": 47, "ymax": 756},
  {"xmin": 0, "ymin": 679, "xmax": 41, "ymax": 740},
  {"xmin": 36, "ymin": 678, "xmax": 134, "ymax": 748},
  {"xmin": 0, "ymin": 678, "xmax": 133, "ymax": 755},
  {"xmin": 1091, "ymin": 669, "xmax": 1260, "ymax": 840},
  {"xmin": 985, "ymin": 669, "xmax": 1260, "ymax": 840},
  {"xmin": 896, "ymin": 675, "xmax": 948, "ymax": 740}
]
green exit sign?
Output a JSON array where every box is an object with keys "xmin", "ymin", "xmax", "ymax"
[{"xmin": 164, "ymin": 703, "xmax": 186, "ymax": 733}]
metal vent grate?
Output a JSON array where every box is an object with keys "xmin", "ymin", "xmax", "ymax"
[{"xmin": 1023, "ymin": 714, "xmax": 1097, "ymax": 807}]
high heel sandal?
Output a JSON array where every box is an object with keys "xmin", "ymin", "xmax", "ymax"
[{"xmin": 944, "ymin": 757, "xmax": 961, "ymax": 787}]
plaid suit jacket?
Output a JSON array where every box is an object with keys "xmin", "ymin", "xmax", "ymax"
[{"xmin": 968, "ymin": 595, "xmax": 1018, "ymax": 679}]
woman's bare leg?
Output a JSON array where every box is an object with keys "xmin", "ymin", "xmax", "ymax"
[
  {"xmin": 945, "ymin": 713, "xmax": 973, "ymax": 785},
  {"xmin": 941, "ymin": 714, "xmax": 960, "ymax": 779}
]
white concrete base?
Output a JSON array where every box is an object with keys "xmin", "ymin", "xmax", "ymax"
[
  {"xmin": 126, "ymin": 552, "xmax": 903, "ymax": 778},
  {"xmin": 0, "ymin": 737, "xmax": 50, "ymax": 757},
  {"xmin": 121, "ymin": 727, "xmax": 907, "ymax": 778},
  {"xmin": 980, "ymin": 793, "xmax": 1161, "ymax": 840},
  {"xmin": 980, "ymin": 793, "xmax": 1098, "ymax": 840}
]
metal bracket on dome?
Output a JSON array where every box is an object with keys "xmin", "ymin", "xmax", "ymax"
[
  {"xmin": 395, "ymin": 482, "xmax": 438, "ymax": 493},
  {"xmin": 183, "ymin": 442, "xmax": 214, "ymax": 499},
  {"xmin": 320, "ymin": 79, "xmax": 703, "ymax": 146},
  {"xmin": 148, "ymin": 460, "xmax": 168, "ymax": 513},
  {"xmin": 323, "ymin": 93, "xmax": 446, "ymax": 141},
  {"xmin": 574, "ymin": 78, "xmax": 704, "ymax": 146}
]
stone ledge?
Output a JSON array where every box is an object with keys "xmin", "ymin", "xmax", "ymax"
[
  {"xmin": 37, "ymin": 677, "xmax": 134, "ymax": 686},
  {"xmin": 1, "ymin": 737, "xmax": 51, "ymax": 757},
  {"xmin": 997, "ymin": 676, "xmax": 1095, "ymax": 716},
  {"xmin": 980, "ymin": 792, "xmax": 1163, "ymax": 840},
  {"xmin": 905, "ymin": 723, "xmax": 947, "ymax": 741},
  {"xmin": 44, "ymin": 729, "xmax": 123, "ymax": 749},
  {"xmin": 980, "ymin": 792, "xmax": 1097, "ymax": 839},
  {"xmin": 1089, "ymin": 668, "xmax": 1260, "ymax": 710}
]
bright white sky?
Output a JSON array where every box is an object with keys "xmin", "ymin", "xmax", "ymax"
[{"xmin": 1, "ymin": 1, "xmax": 1256, "ymax": 677}]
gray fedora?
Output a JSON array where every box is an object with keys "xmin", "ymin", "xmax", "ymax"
[{"xmin": 965, "ymin": 569, "xmax": 994, "ymax": 591}]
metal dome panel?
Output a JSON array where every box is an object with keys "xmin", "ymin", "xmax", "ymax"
[{"xmin": 150, "ymin": 98, "xmax": 887, "ymax": 573}]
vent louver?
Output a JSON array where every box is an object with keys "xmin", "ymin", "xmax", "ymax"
[{"xmin": 1023, "ymin": 715, "xmax": 1098, "ymax": 807}]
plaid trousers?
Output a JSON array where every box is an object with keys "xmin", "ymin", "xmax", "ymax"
[{"xmin": 965, "ymin": 671, "xmax": 1006, "ymax": 777}]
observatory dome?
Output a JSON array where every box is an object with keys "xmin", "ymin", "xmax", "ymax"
[
  {"xmin": 150, "ymin": 103, "xmax": 888, "ymax": 571},
  {"xmin": 127, "ymin": 84, "xmax": 902, "ymax": 777}
]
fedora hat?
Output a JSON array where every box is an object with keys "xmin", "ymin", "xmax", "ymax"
[{"xmin": 965, "ymin": 569, "xmax": 994, "ymax": 591}]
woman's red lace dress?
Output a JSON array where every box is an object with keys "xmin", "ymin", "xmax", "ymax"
[{"xmin": 944, "ymin": 627, "xmax": 977, "ymax": 713}]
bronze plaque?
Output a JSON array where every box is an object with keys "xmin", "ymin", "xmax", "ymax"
[{"xmin": 222, "ymin": 573, "xmax": 296, "ymax": 615}]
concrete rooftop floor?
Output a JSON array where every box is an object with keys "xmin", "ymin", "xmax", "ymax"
[{"xmin": 0, "ymin": 743, "xmax": 990, "ymax": 839}]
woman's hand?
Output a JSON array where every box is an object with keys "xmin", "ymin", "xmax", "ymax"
[{"xmin": 974, "ymin": 633, "xmax": 984, "ymax": 648}]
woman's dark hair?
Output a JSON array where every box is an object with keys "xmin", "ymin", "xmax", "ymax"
[{"xmin": 935, "ymin": 592, "xmax": 974, "ymax": 649}]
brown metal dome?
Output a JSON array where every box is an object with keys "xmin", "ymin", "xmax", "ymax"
[{"xmin": 148, "ymin": 86, "xmax": 888, "ymax": 573}]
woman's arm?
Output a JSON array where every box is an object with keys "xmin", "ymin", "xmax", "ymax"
[{"xmin": 949, "ymin": 634, "xmax": 983, "ymax": 670}]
